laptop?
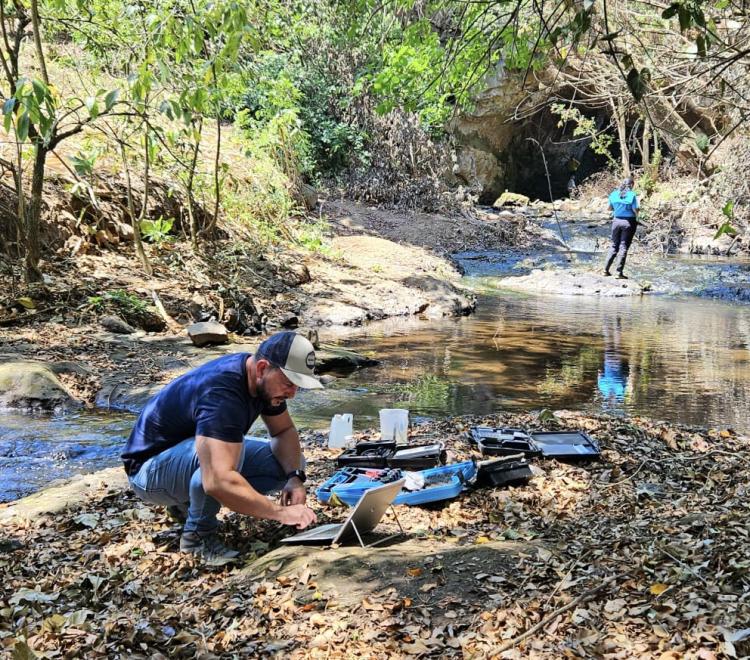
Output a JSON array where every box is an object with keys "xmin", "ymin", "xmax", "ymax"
[{"xmin": 281, "ymin": 479, "xmax": 405, "ymax": 546}]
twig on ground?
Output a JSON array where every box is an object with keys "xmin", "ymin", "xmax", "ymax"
[
  {"xmin": 496, "ymin": 571, "xmax": 631, "ymax": 653},
  {"xmin": 656, "ymin": 545, "xmax": 708, "ymax": 585},
  {"xmin": 542, "ymin": 549, "xmax": 588, "ymax": 608}
]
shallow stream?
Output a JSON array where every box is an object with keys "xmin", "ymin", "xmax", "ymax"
[{"xmin": 3, "ymin": 246, "xmax": 750, "ymax": 502}]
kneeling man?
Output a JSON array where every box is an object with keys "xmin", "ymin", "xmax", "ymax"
[{"xmin": 121, "ymin": 331, "xmax": 320, "ymax": 560}]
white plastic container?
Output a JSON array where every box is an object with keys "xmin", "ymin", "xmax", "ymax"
[
  {"xmin": 328, "ymin": 413, "xmax": 354, "ymax": 449},
  {"xmin": 379, "ymin": 408, "xmax": 409, "ymax": 442}
]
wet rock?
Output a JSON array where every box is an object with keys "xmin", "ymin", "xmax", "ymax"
[
  {"xmin": 95, "ymin": 380, "xmax": 160, "ymax": 412},
  {"xmin": 187, "ymin": 321, "xmax": 229, "ymax": 347},
  {"xmin": 493, "ymin": 191, "xmax": 530, "ymax": 208},
  {"xmin": 0, "ymin": 361, "xmax": 81, "ymax": 411},
  {"xmin": 422, "ymin": 292, "xmax": 476, "ymax": 319},
  {"xmin": 316, "ymin": 346, "xmax": 379, "ymax": 375},
  {"xmin": 499, "ymin": 269, "xmax": 646, "ymax": 297},
  {"xmin": 100, "ymin": 314, "xmax": 135, "ymax": 334},
  {"xmin": 319, "ymin": 374, "xmax": 337, "ymax": 385}
]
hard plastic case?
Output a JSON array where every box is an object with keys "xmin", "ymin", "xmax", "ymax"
[
  {"xmin": 474, "ymin": 455, "xmax": 533, "ymax": 488},
  {"xmin": 336, "ymin": 441, "xmax": 447, "ymax": 470},
  {"xmin": 321, "ymin": 461, "xmax": 477, "ymax": 507}
]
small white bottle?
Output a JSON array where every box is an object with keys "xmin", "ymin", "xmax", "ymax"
[{"xmin": 328, "ymin": 414, "xmax": 354, "ymax": 449}]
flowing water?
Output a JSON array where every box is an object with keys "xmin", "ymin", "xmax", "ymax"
[{"xmin": 3, "ymin": 248, "xmax": 750, "ymax": 502}]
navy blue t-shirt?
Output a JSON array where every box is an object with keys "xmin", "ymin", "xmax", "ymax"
[{"xmin": 121, "ymin": 353, "xmax": 286, "ymax": 476}]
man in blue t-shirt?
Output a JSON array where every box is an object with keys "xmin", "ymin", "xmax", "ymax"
[
  {"xmin": 121, "ymin": 331, "xmax": 322, "ymax": 560},
  {"xmin": 604, "ymin": 177, "xmax": 640, "ymax": 279}
]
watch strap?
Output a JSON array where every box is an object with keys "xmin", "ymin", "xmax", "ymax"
[{"xmin": 286, "ymin": 469, "xmax": 306, "ymax": 483}]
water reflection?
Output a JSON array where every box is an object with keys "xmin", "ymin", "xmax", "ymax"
[
  {"xmin": 307, "ymin": 292, "xmax": 750, "ymax": 433},
  {"xmin": 597, "ymin": 314, "xmax": 629, "ymax": 408}
]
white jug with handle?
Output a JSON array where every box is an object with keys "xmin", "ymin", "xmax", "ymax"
[
  {"xmin": 379, "ymin": 408, "xmax": 409, "ymax": 442},
  {"xmin": 328, "ymin": 413, "xmax": 354, "ymax": 449}
]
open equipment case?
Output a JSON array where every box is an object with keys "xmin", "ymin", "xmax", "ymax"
[
  {"xmin": 335, "ymin": 440, "xmax": 447, "ymax": 470},
  {"xmin": 469, "ymin": 427, "xmax": 600, "ymax": 460}
]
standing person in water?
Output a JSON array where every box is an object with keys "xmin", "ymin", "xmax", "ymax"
[{"xmin": 604, "ymin": 176, "xmax": 640, "ymax": 279}]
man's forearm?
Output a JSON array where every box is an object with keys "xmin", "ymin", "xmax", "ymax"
[
  {"xmin": 208, "ymin": 471, "xmax": 284, "ymax": 521},
  {"xmin": 270, "ymin": 427, "xmax": 303, "ymax": 475}
]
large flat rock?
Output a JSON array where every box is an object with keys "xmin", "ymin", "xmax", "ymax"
[
  {"xmin": 498, "ymin": 269, "xmax": 646, "ymax": 297},
  {"xmin": 0, "ymin": 467, "xmax": 127, "ymax": 523}
]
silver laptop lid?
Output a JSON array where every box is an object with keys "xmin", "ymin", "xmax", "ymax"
[{"xmin": 333, "ymin": 478, "xmax": 405, "ymax": 544}]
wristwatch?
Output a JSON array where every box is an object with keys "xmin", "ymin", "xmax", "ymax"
[{"xmin": 286, "ymin": 469, "xmax": 307, "ymax": 483}]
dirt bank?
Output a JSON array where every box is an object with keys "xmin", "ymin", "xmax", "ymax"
[{"xmin": 1, "ymin": 410, "xmax": 747, "ymax": 658}]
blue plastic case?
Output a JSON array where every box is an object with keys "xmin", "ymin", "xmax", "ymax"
[
  {"xmin": 320, "ymin": 461, "xmax": 477, "ymax": 507},
  {"xmin": 315, "ymin": 467, "xmax": 385, "ymax": 503}
]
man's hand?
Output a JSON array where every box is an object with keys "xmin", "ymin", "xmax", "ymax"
[
  {"xmin": 280, "ymin": 477, "xmax": 306, "ymax": 506},
  {"xmin": 277, "ymin": 504, "xmax": 317, "ymax": 529}
]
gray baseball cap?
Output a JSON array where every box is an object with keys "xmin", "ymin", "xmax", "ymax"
[{"xmin": 256, "ymin": 331, "xmax": 323, "ymax": 389}]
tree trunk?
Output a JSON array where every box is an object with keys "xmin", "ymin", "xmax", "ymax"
[
  {"xmin": 121, "ymin": 143, "xmax": 152, "ymax": 276},
  {"xmin": 641, "ymin": 119, "xmax": 650, "ymax": 166},
  {"xmin": 29, "ymin": 0, "xmax": 49, "ymax": 85},
  {"xmin": 186, "ymin": 118, "xmax": 203, "ymax": 250},
  {"xmin": 610, "ymin": 96, "xmax": 629, "ymax": 175},
  {"xmin": 14, "ymin": 140, "xmax": 25, "ymax": 256},
  {"xmin": 24, "ymin": 143, "xmax": 46, "ymax": 282},
  {"xmin": 209, "ymin": 114, "xmax": 221, "ymax": 234}
]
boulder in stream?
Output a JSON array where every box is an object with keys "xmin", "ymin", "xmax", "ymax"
[{"xmin": 0, "ymin": 361, "xmax": 81, "ymax": 411}]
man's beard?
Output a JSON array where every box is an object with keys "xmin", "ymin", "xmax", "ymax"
[
  {"xmin": 256, "ymin": 379, "xmax": 273, "ymax": 407},
  {"xmin": 256, "ymin": 379, "xmax": 281, "ymax": 407}
]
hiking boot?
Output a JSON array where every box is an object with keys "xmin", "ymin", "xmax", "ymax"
[
  {"xmin": 616, "ymin": 273, "xmax": 628, "ymax": 280},
  {"xmin": 603, "ymin": 270, "xmax": 611, "ymax": 277},
  {"xmin": 180, "ymin": 531, "xmax": 240, "ymax": 561},
  {"xmin": 166, "ymin": 504, "xmax": 187, "ymax": 524}
]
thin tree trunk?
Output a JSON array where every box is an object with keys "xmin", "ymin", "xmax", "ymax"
[
  {"xmin": 14, "ymin": 138, "xmax": 25, "ymax": 256},
  {"xmin": 611, "ymin": 97, "xmax": 629, "ymax": 175},
  {"xmin": 210, "ymin": 114, "xmax": 221, "ymax": 234},
  {"xmin": 25, "ymin": 143, "xmax": 46, "ymax": 282},
  {"xmin": 186, "ymin": 117, "xmax": 203, "ymax": 249},
  {"xmin": 120, "ymin": 143, "xmax": 152, "ymax": 276},
  {"xmin": 641, "ymin": 119, "xmax": 650, "ymax": 166},
  {"xmin": 140, "ymin": 128, "xmax": 150, "ymax": 227},
  {"xmin": 29, "ymin": 0, "xmax": 48, "ymax": 85}
]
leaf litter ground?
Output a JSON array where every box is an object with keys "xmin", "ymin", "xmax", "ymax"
[{"xmin": 1, "ymin": 411, "xmax": 749, "ymax": 658}]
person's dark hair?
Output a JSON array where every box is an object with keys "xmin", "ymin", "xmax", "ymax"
[{"xmin": 618, "ymin": 176, "xmax": 634, "ymax": 198}]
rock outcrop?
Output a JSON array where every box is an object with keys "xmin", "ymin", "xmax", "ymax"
[{"xmin": 0, "ymin": 361, "xmax": 81, "ymax": 411}]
